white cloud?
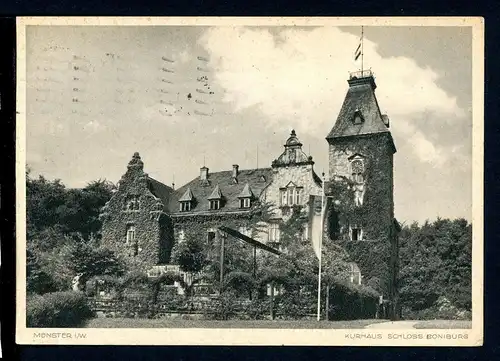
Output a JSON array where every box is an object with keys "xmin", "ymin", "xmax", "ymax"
[{"xmin": 199, "ymin": 26, "xmax": 467, "ymax": 166}]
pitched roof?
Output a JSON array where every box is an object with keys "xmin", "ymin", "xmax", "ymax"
[
  {"xmin": 237, "ymin": 183, "xmax": 254, "ymax": 198},
  {"xmin": 326, "ymin": 76, "xmax": 390, "ymax": 140},
  {"xmin": 146, "ymin": 176, "xmax": 174, "ymax": 211},
  {"xmin": 178, "ymin": 187, "xmax": 194, "ymax": 202},
  {"xmin": 207, "ymin": 184, "xmax": 223, "ymax": 200},
  {"xmin": 168, "ymin": 168, "xmax": 273, "ymax": 214}
]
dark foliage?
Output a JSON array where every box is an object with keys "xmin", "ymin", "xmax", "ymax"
[
  {"xmin": 26, "ymin": 291, "xmax": 94, "ymax": 327},
  {"xmin": 399, "ymin": 218, "xmax": 472, "ymax": 315}
]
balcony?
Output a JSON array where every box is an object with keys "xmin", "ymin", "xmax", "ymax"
[{"xmin": 349, "ymin": 69, "xmax": 373, "ymax": 79}]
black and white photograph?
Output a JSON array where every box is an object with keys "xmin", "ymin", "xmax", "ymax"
[{"xmin": 16, "ymin": 17, "xmax": 483, "ymax": 346}]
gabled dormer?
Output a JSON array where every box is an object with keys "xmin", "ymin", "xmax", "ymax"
[
  {"xmin": 353, "ymin": 109, "xmax": 365, "ymax": 124},
  {"xmin": 237, "ymin": 183, "xmax": 254, "ymax": 208},
  {"xmin": 207, "ymin": 184, "xmax": 223, "ymax": 210},
  {"xmin": 178, "ymin": 187, "xmax": 194, "ymax": 212}
]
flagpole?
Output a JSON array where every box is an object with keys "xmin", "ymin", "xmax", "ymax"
[
  {"xmin": 361, "ymin": 26, "xmax": 364, "ymax": 73},
  {"xmin": 317, "ymin": 172, "xmax": 326, "ymax": 321}
]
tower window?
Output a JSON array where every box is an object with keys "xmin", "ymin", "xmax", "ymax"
[
  {"xmin": 351, "ymin": 159, "xmax": 365, "ymax": 184},
  {"xmin": 126, "ymin": 225, "xmax": 136, "ymax": 243},
  {"xmin": 209, "ymin": 200, "xmax": 220, "ymax": 210},
  {"xmin": 351, "ymin": 226, "xmax": 363, "ymax": 241}
]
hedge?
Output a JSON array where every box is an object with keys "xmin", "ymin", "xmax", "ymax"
[{"xmin": 27, "ymin": 291, "xmax": 94, "ymax": 327}]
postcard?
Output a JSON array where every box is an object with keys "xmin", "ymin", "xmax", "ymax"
[{"xmin": 16, "ymin": 16, "xmax": 483, "ymax": 346}]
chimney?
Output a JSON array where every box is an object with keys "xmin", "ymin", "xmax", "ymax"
[
  {"xmin": 200, "ymin": 166, "xmax": 209, "ymax": 181},
  {"xmin": 232, "ymin": 164, "xmax": 239, "ymax": 178}
]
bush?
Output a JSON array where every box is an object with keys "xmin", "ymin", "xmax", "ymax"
[
  {"xmin": 27, "ymin": 291, "xmax": 94, "ymax": 327},
  {"xmin": 326, "ymin": 280, "xmax": 379, "ymax": 320}
]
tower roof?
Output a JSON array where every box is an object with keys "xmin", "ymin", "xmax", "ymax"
[{"xmin": 326, "ymin": 73, "xmax": 390, "ymax": 140}]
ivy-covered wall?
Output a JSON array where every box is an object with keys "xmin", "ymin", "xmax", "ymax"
[
  {"xmin": 100, "ymin": 155, "xmax": 173, "ymax": 270},
  {"xmin": 326, "ymin": 132, "xmax": 397, "ymax": 299}
]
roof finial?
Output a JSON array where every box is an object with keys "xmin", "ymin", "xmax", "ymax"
[{"xmin": 291, "ymin": 129, "xmax": 296, "ymax": 136}]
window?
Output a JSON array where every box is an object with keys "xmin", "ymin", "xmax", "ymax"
[
  {"xmin": 268, "ymin": 223, "xmax": 280, "ymax": 243},
  {"xmin": 207, "ymin": 231, "xmax": 216, "ymax": 244},
  {"xmin": 349, "ymin": 263, "xmax": 362, "ymax": 285},
  {"xmin": 178, "ymin": 229, "xmax": 186, "ymax": 243},
  {"xmin": 209, "ymin": 200, "xmax": 220, "ymax": 210},
  {"xmin": 179, "ymin": 201, "xmax": 191, "ymax": 212},
  {"xmin": 280, "ymin": 186, "xmax": 302, "ymax": 206},
  {"xmin": 351, "ymin": 226, "xmax": 363, "ymax": 241},
  {"xmin": 126, "ymin": 225, "xmax": 136, "ymax": 243},
  {"xmin": 240, "ymin": 198, "xmax": 251, "ymax": 208},
  {"xmin": 351, "ymin": 159, "xmax": 364, "ymax": 184},
  {"xmin": 126, "ymin": 196, "xmax": 140, "ymax": 211},
  {"xmin": 294, "ymin": 188, "xmax": 301, "ymax": 204},
  {"xmin": 281, "ymin": 190, "xmax": 287, "ymax": 205}
]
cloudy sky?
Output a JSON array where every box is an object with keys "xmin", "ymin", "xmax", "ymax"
[{"xmin": 24, "ymin": 25, "xmax": 473, "ymax": 224}]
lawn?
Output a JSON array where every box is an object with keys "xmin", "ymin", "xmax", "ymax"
[
  {"xmin": 413, "ymin": 320, "xmax": 472, "ymax": 329},
  {"xmin": 85, "ymin": 317, "xmax": 387, "ymax": 329}
]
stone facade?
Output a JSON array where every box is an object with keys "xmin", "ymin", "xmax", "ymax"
[{"xmin": 100, "ymin": 153, "xmax": 175, "ymax": 269}]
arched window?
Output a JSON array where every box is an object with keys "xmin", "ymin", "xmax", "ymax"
[{"xmin": 351, "ymin": 159, "xmax": 364, "ymax": 184}]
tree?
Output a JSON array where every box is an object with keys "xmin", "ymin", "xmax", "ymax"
[
  {"xmin": 26, "ymin": 172, "xmax": 115, "ymax": 241},
  {"xmin": 26, "ymin": 243, "xmax": 58, "ymax": 295},
  {"xmin": 60, "ymin": 239, "xmax": 125, "ymax": 288},
  {"xmin": 399, "ymin": 218, "xmax": 472, "ymax": 313},
  {"xmin": 175, "ymin": 236, "xmax": 207, "ymax": 274}
]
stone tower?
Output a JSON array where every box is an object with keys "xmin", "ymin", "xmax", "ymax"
[{"xmin": 325, "ymin": 70, "xmax": 400, "ymax": 319}]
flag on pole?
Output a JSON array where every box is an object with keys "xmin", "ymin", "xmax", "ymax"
[
  {"xmin": 354, "ymin": 42, "xmax": 362, "ymax": 61},
  {"xmin": 354, "ymin": 26, "xmax": 364, "ymax": 63},
  {"xmin": 309, "ymin": 194, "xmax": 332, "ymax": 260}
]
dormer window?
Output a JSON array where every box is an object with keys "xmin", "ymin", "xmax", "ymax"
[
  {"xmin": 240, "ymin": 198, "xmax": 251, "ymax": 208},
  {"xmin": 178, "ymin": 187, "xmax": 194, "ymax": 212},
  {"xmin": 353, "ymin": 109, "xmax": 364, "ymax": 124},
  {"xmin": 179, "ymin": 201, "xmax": 191, "ymax": 212},
  {"xmin": 209, "ymin": 200, "xmax": 220, "ymax": 210},
  {"xmin": 208, "ymin": 184, "xmax": 223, "ymax": 211},
  {"xmin": 237, "ymin": 183, "xmax": 254, "ymax": 209}
]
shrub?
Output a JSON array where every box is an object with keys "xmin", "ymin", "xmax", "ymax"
[
  {"xmin": 27, "ymin": 291, "xmax": 94, "ymax": 327},
  {"xmin": 205, "ymin": 293, "xmax": 238, "ymax": 320},
  {"xmin": 326, "ymin": 280, "xmax": 379, "ymax": 320}
]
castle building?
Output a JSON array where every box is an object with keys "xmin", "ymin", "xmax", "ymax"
[{"xmin": 99, "ymin": 70, "xmax": 399, "ymax": 313}]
